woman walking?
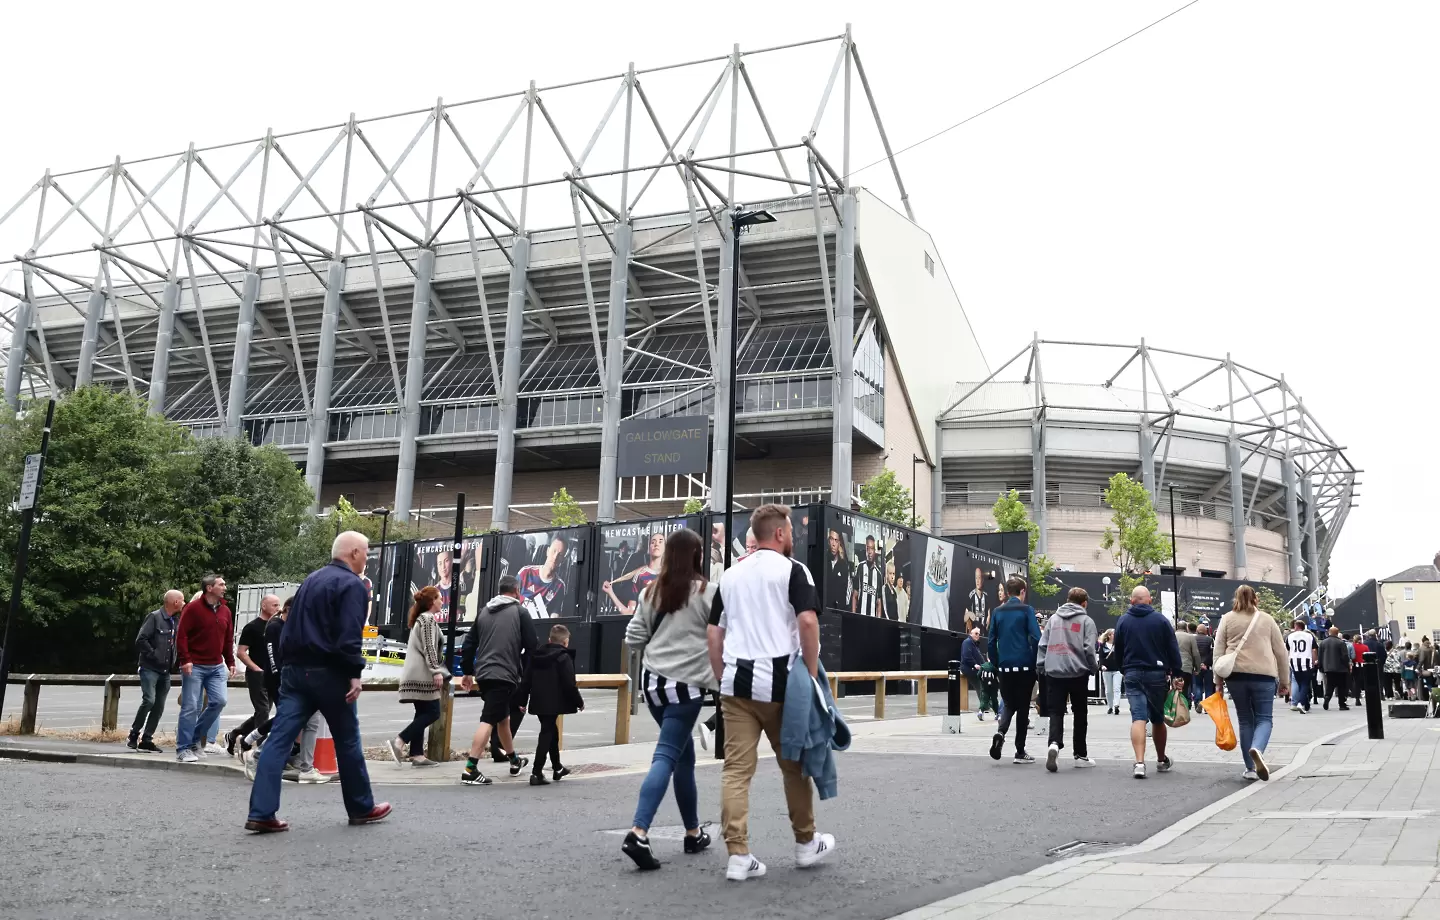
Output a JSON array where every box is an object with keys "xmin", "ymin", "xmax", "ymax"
[
  {"xmin": 1099, "ymin": 629, "xmax": 1123, "ymax": 714},
  {"xmin": 620, "ymin": 528, "xmax": 717, "ymax": 870},
  {"xmin": 389, "ymin": 586, "xmax": 449, "ymax": 766},
  {"xmin": 1213, "ymin": 586, "xmax": 1289, "ymax": 782}
]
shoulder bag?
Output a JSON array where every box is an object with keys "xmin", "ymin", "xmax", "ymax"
[{"xmin": 1213, "ymin": 611, "xmax": 1261, "ymax": 680}]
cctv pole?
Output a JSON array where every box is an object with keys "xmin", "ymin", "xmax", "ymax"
[
  {"xmin": 0, "ymin": 399, "xmax": 55, "ymax": 719},
  {"xmin": 1168, "ymin": 485, "xmax": 1180, "ymax": 612},
  {"xmin": 429, "ymin": 492, "xmax": 465, "ymax": 763},
  {"xmin": 723, "ymin": 210, "xmax": 742, "ymax": 571}
]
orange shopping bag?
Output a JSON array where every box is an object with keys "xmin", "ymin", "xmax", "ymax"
[{"xmin": 1205, "ymin": 691, "xmax": 1236, "ymax": 751}]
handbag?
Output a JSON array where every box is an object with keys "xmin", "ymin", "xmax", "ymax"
[{"xmin": 1213, "ymin": 611, "xmax": 1261, "ymax": 680}]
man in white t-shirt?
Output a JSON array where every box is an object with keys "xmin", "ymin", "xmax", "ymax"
[
  {"xmin": 1285, "ymin": 619, "xmax": 1317, "ymax": 713},
  {"xmin": 708, "ymin": 503, "xmax": 835, "ymax": 882}
]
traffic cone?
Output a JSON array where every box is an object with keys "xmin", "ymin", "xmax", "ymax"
[{"xmin": 313, "ymin": 717, "xmax": 339, "ymax": 775}]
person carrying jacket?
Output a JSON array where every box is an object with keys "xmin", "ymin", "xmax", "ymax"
[
  {"xmin": 1037, "ymin": 587, "xmax": 1099, "ymax": 771},
  {"xmin": 458, "ymin": 575, "xmax": 537, "ymax": 786},
  {"xmin": 517, "ymin": 624, "xmax": 584, "ymax": 787},
  {"xmin": 781, "ymin": 660, "xmax": 850, "ymax": 801},
  {"xmin": 127, "ymin": 590, "xmax": 184, "ymax": 753},
  {"xmin": 1112, "ymin": 586, "xmax": 1184, "ymax": 779},
  {"xmin": 987, "ymin": 576, "xmax": 1042, "ymax": 765},
  {"xmin": 1318, "ymin": 627, "xmax": 1352, "ymax": 710}
]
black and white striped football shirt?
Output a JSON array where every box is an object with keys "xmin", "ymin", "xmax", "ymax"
[
  {"xmin": 708, "ymin": 548, "xmax": 820, "ymax": 704},
  {"xmin": 642, "ymin": 669, "xmax": 701, "ymax": 707}
]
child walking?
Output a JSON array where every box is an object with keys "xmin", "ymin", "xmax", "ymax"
[{"xmin": 517, "ymin": 624, "xmax": 584, "ymax": 785}]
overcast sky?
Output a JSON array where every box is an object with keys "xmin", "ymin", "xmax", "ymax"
[{"xmin": 1, "ymin": 0, "xmax": 1434, "ymax": 595}]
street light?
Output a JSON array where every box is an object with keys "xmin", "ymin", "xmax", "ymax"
[
  {"xmin": 1167, "ymin": 484, "xmax": 1180, "ymax": 614},
  {"xmin": 372, "ymin": 506, "xmax": 392, "ymax": 630},
  {"xmin": 911, "ymin": 454, "xmax": 925, "ymax": 528},
  {"xmin": 723, "ymin": 206, "xmax": 776, "ymax": 570}
]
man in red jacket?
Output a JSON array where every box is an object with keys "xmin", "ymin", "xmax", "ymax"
[{"xmin": 175, "ymin": 574, "xmax": 237, "ymax": 763}]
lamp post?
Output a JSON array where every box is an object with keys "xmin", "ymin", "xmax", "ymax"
[
  {"xmin": 911, "ymin": 454, "xmax": 925, "ymax": 527},
  {"xmin": 1167, "ymin": 484, "xmax": 1180, "ymax": 612},
  {"xmin": 723, "ymin": 207, "xmax": 776, "ymax": 570},
  {"xmin": 372, "ymin": 506, "xmax": 391, "ymax": 629}
]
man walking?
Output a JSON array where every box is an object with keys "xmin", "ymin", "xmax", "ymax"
[
  {"xmin": 1286, "ymin": 619, "xmax": 1317, "ymax": 713},
  {"xmin": 228, "ymin": 594, "xmax": 280, "ymax": 755},
  {"xmin": 988, "ymin": 576, "xmax": 1041, "ymax": 765},
  {"xmin": 1319, "ymin": 626, "xmax": 1351, "ymax": 710},
  {"xmin": 707, "ymin": 503, "xmax": 834, "ymax": 882},
  {"xmin": 1175, "ymin": 620, "xmax": 1199, "ymax": 701},
  {"xmin": 1112, "ymin": 587, "xmax": 1184, "ymax": 779},
  {"xmin": 1038, "ymin": 587, "xmax": 1099, "ymax": 771},
  {"xmin": 127, "ymin": 590, "xmax": 183, "ymax": 753},
  {"xmin": 174, "ymin": 574, "xmax": 236, "ymax": 763},
  {"xmin": 1351, "ymin": 633, "xmax": 1370, "ymax": 707},
  {"xmin": 458, "ymin": 575, "xmax": 535, "ymax": 785},
  {"xmin": 1192, "ymin": 623, "xmax": 1214, "ymax": 708},
  {"xmin": 244, "ymin": 532, "xmax": 389, "ymax": 832},
  {"xmin": 960, "ymin": 627, "xmax": 996, "ymax": 720}
]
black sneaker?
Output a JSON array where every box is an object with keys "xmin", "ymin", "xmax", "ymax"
[
  {"xmin": 461, "ymin": 764, "xmax": 492, "ymax": 786},
  {"xmin": 225, "ymin": 730, "xmax": 238, "ymax": 757},
  {"xmin": 126, "ymin": 735, "xmax": 138, "ymax": 751},
  {"xmin": 529, "ymin": 773, "xmax": 551, "ymax": 786},
  {"xmin": 684, "ymin": 828, "xmax": 712, "ymax": 854},
  {"xmin": 137, "ymin": 740, "xmax": 163, "ymax": 754},
  {"xmin": 989, "ymin": 732, "xmax": 1004, "ymax": 761},
  {"xmin": 622, "ymin": 831, "xmax": 662, "ymax": 871},
  {"xmin": 509, "ymin": 753, "xmax": 529, "ymax": 777},
  {"xmin": 1013, "ymin": 753, "xmax": 1035, "ymax": 765},
  {"xmin": 553, "ymin": 766, "xmax": 571, "ymax": 781}
]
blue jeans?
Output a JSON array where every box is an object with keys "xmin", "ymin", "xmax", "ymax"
[
  {"xmin": 130, "ymin": 667, "xmax": 171, "ymax": 742},
  {"xmin": 248, "ymin": 665, "xmax": 374, "ymax": 821},
  {"xmin": 632, "ymin": 697, "xmax": 703, "ymax": 832},
  {"xmin": 1192, "ymin": 669, "xmax": 1214, "ymax": 705},
  {"xmin": 1103, "ymin": 670, "xmax": 1123, "ymax": 708},
  {"xmin": 176, "ymin": 664, "xmax": 228, "ymax": 754},
  {"xmin": 1290, "ymin": 670, "xmax": 1313, "ymax": 710},
  {"xmin": 1226, "ymin": 674, "xmax": 1276, "ymax": 771}
]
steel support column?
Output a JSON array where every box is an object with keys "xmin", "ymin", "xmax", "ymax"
[
  {"xmin": 1283, "ymin": 452, "xmax": 1303, "ymax": 585},
  {"xmin": 595, "ymin": 222, "xmax": 631, "ymax": 522},
  {"xmin": 225, "ymin": 272, "xmax": 260, "ymax": 437},
  {"xmin": 1302, "ymin": 476, "xmax": 1320, "ymax": 591},
  {"xmin": 305, "ymin": 260, "xmax": 346, "ymax": 508},
  {"xmin": 394, "ymin": 249, "xmax": 434, "ymax": 523},
  {"xmin": 1228, "ymin": 435, "xmax": 1248, "ymax": 576},
  {"xmin": 1032, "ymin": 419, "xmax": 1048, "ymax": 556},
  {"xmin": 931, "ymin": 423, "xmax": 944, "ymax": 536},
  {"xmin": 3, "ymin": 296, "xmax": 33, "ymax": 409},
  {"xmin": 709, "ymin": 228, "xmax": 734, "ymax": 512},
  {"xmin": 831, "ymin": 191, "xmax": 856, "ymax": 507},
  {"xmin": 74, "ymin": 287, "xmax": 106, "ymax": 387},
  {"xmin": 1139, "ymin": 424, "xmax": 1157, "ymax": 503},
  {"xmin": 146, "ymin": 280, "xmax": 181, "ymax": 414},
  {"xmin": 490, "ymin": 236, "xmax": 530, "ymax": 531}
]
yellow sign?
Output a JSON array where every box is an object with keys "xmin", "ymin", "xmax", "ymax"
[{"xmin": 363, "ymin": 625, "xmax": 379, "ymax": 639}]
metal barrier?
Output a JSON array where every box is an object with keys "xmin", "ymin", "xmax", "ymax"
[
  {"xmin": 824, "ymin": 670, "xmax": 965, "ymax": 719},
  {"xmin": 5, "ymin": 672, "xmax": 634, "ymax": 748}
]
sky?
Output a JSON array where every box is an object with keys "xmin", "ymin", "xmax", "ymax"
[{"xmin": 0, "ymin": 0, "xmax": 1434, "ymax": 595}]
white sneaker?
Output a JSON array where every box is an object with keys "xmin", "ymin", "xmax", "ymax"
[
  {"xmin": 1290, "ymin": 705, "xmax": 1303, "ymax": 713},
  {"xmin": 194, "ymin": 747, "xmax": 207, "ymax": 761},
  {"xmin": 1133, "ymin": 762, "xmax": 1146, "ymax": 779},
  {"xmin": 1250, "ymin": 749, "xmax": 1269, "ymax": 782},
  {"xmin": 1242, "ymin": 770, "xmax": 1259, "ymax": 781},
  {"xmin": 795, "ymin": 832, "xmax": 836, "ymax": 868},
  {"xmin": 297, "ymin": 769, "xmax": 333, "ymax": 784},
  {"xmin": 387, "ymin": 738, "xmax": 405, "ymax": 765},
  {"xmin": 1157, "ymin": 755, "xmax": 1174, "ymax": 773},
  {"xmin": 243, "ymin": 748, "xmax": 258, "ymax": 781},
  {"xmin": 1045, "ymin": 743, "xmax": 1060, "ymax": 773},
  {"xmin": 1074, "ymin": 756, "xmax": 1097, "ymax": 768},
  {"xmin": 698, "ymin": 721, "xmax": 712, "ymax": 752},
  {"xmin": 726, "ymin": 853, "xmax": 767, "ymax": 881},
  {"xmin": 178, "ymin": 749, "xmax": 199, "ymax": 764},
  {"xmin": 204, "ymin": 742, "xmax": 226, "ymax": 756}
]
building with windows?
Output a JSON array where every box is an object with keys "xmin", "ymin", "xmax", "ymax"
[
  {"xmin": 1379, "ymin": 555, "xmax": 1440, "ymax": 644},
  {"xmin": 934, "ymin": 340, "xmax": 1357, "ymax": 592},
  {"xmin": 0, "ymin": 33, "xmax": 983, "ymax": 534}
]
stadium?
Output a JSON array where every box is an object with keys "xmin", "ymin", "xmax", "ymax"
[{"xmin": 0, "ymin": 30, "xmax": 1355, "ymax": 600}]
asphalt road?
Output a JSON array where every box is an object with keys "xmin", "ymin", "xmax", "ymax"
[
  {"xmin": 0, "ymin": 748, "xmax": 1239, "ymax": 920},
  {"xmin": 2, "ymin": 683, "xmax": 950, "ymax": 751}
]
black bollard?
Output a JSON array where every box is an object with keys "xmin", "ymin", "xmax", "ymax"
[
  {"xmin": 1363, "ymin": 651, "xmax": 1384, "ymax": 740},
  {"xmin": 948, "ymin": 660, "xmax": 963, "ymax": 716}
]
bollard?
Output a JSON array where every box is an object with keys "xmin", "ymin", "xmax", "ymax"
[
  {"xmin": 20, "ymin": 677, "xmax": 39, "ymax": 734},
  {"xmin": 614, "ymin": 680, "xmax": 632, "ymax": 745},
  {"xmin": 427, "ymin": 681, "xmax": 454, "ymax": 762},
  {"xmin": 942, "ymin": 661, "xmax": 964, "ymax": 735},
  {"xmin": 1363, "ymin": 651, "xmax": 1384, "ymax": 740},
  {"xmin": 101, "ymin": 676, "xmax": 120, "ymax": 732}
]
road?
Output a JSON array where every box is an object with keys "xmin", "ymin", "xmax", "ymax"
[
  {"xmin": 0, "ymin": 748, "xmax": 1240, "ymax": 920},
  {"xmin": 2, "ymin": 683, "xmax": 950, "ymax": 751}
]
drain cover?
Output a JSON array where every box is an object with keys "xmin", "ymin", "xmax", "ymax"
[{"xmin": 1046, "ymin": 840, "xmax": 1121, "ymax": 858}]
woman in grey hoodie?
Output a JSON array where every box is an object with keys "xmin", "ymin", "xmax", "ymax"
[
  {"xmin": 619, "ymin": 528, "xmax": 719, "ymax": 870},
  {"xmin": 1036, "ymin": 587, "xmax": 1100, "ymax": 772}
]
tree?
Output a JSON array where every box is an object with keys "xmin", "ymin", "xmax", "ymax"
[
  {"xmin": 192, "ymin": 437, "xmax": 313, "ymax": 584},
  {"xmin": 991, "ymin": 490, "xmax": 1058, "ymax": 598},
  {"xmin": 1100, "ymin": 473, "xmax": 1172, "ymax": 578},
  {"xmin": 550, "ymin": 488, "xmax": 587, "ymax": 527},
  {"xmin": 1256, "ymin": 586, "xmax": 1290, "ymax": 627},
  {"xmin": 0, "ymin": 388, "xmax": 209, "ymax": 670},
  {"xmin": 682, "ymin": 497, "xmax": 705, "ymax": 515},
  {"xmin": 268, "ymin": 496, "xmax": 420, "ymax": 581},
  {"xmin": 858, "ymin": 469, "xmax": 924, "ymax": 528}
]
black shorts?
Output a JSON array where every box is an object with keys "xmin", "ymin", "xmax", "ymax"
[{"xmin": 477, "ymin": 680, "xmax": 516, "ymax": 726}]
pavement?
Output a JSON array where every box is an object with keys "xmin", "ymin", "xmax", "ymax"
[
  {"xmin": 0, "ymin": 693, "xmax": 1388, "ymax": 920},
  {"xmin": 886, "ymin": 706, "xmax": 1440, "ymax": 920}
]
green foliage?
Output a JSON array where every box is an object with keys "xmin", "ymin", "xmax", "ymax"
[
  {"xmin": 990, "ymin": 489, "xmax": 1058, "ymax": 598},
  {"xmin": 682, "ymin": 497, "xmax": 706, "ymax": 515},
  {"xmin": 858, "ymin": 469, "xmax": 924, "ymax": 529},
  {"xmin": 1100, "ymin": 473, "xmax": 1173, "ymax": 577},
  {"xmin": 1256, "ymin": 586, "xmax": 1290, "ymax": 627},
  {"xmin": 1109, "ymin": 573, "xmax": 1149, "ymax": 619},
  {"xmin": 267, "ymin": 496, "xmax": 419, "ymax": 581},
  {"xmin": 192, "ymin": 437, "xmax": 313, "ymax": 584},
  {"xmin": 550, "ymin": 488, "xmax": 587, "ymax": 527}
]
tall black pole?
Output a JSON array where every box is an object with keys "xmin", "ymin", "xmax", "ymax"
[
  {"xmin": 1168, "ymin": 485, "xmax": 1180, "ymax": 612},
  {"xmin": 377, "ymin": 511, "xmax": 391, "ymax": 629},
  {"xmin": 723, "ymin": 214, "xmax": 741, "ymax": 571},
  {"xmin": 445, "ymin": 493, "xmax": 465, "ymax": 672},
  {"xmin": 911, "ymin": 457, "xmax": 917, "ymax": 526},
  {"xmin": 0, "ymin": 398, "xmax": 56, "ymax": 718}
]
